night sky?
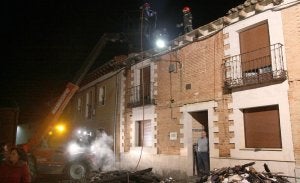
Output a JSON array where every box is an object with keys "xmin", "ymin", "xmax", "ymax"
[{"xmin": 1, "ymin": 0, "xmax": 245, "ymax": 123}]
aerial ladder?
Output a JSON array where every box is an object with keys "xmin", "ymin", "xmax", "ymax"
[{"xmin": 21, "ymin": 33, "xmax": 122, "ymax": 181}]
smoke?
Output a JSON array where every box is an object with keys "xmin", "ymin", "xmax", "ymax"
[{"xmin": 90, "ymin": 132, "xmax": 115, "ymax": 171}]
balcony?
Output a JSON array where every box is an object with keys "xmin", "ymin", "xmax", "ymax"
[
  {"xmin": 127, "ymin": 82, "xmax": 155, "ymax": 107},
  {"xmin": 223, "ymin": 43, "xmax": 287, "ymax": 89}
]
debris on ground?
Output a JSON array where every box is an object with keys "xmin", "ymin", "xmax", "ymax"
[
  {"xmin": 199, "ymin": 162, "xmax": 292, "ymax": 183},
  {"xmin": 87, "ymin": 162, "xmax": 295, "ymax": 183},
  {"xmin": 88, "ymin": 167, "xmax": 175, "ymax": 183}
]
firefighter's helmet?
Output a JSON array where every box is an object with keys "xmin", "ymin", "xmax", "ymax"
[
  {"xmin": 182, "ymin": 6, "xmax": 190, "ymax": 13},
  {"xmin": 144, "ymin": 3, "xmax": 150, "ymax": 8}
]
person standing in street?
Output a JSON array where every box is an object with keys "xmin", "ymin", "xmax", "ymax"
[
  {"xmin": 0, "ymin": 147, "xmax": 31, "ymax": 183},
  {"xmin": 0, "ymin": 142, "xmax": 11, "ymax": 163},
  {"xmin": 197, "ymin": 130, "xmax": 209, "ymax": 174}
]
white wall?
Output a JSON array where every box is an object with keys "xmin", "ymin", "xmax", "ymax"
[
  {"xmin": 222, "ymin": 9, "xmax": 296, "ymax": 177},
  {"xmin": 224, "ymin": 9, "xmax": 286, "ymax": 57},
  {"xmin": 230, "ymin": 81, "xmax": 294, "ymax": 159}
]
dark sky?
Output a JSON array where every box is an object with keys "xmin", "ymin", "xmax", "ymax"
[{"xmin": 1, "ymin": 0, "xmax": 245, "ymax": 123}]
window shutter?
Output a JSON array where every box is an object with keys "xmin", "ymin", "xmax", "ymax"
[
  {"xmin": 239, "ymin": 21, "xmax": 271, "ymax": 71},
  {"xmin": 244, "ymin": 105, "xmax": 281, "ymax": 148},
  {"xmin": 143, "ymin": 120, "xmax": 152, "ymax": 147},
  {"xmin": 137, "ymin": 120, "xmax": 152, "ymax": 147},
  {"xmin": 140, "ymin": 66, "xmax": 151, "ymax": 102}
]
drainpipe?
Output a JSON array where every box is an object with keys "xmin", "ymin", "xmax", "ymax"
[{"xmin": 113, "ymin": 71, "xmax": 120, "ymax": 161}]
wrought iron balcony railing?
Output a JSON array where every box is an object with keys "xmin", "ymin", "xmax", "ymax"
[
  {"xmin": 127, "ymin": 82, "xmax": 155, "ymax": 107},
  {"xmin": 223, "ymin": 43, "xmax": 287, "ymax": 89}
]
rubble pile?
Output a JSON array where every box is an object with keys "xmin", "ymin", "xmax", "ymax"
[
  {"xmin": 88, "ymin": 168, "xmax": 174, "ymax": 183},
  {"xmin": 202, "ymin": 162, "xmax": 291, "ymax": 183},
  {"xmin": 87, "ymin": 162, "xmax": 294, "ymax": 183}
]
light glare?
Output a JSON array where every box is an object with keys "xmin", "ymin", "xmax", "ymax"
[
  {"xmin": 68, "ymin": 143, "xmax": 81, "ymax": 155},
  {"xmin": 156, "ymin": 39, "xmax": 166, "ymax": 48},
  {"xmin": 55, "ymin": 124, "xmax": 65, "ymax": 133}
]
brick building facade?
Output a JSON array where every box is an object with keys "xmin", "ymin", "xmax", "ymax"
[
  {"xmin": 118, "ymin": 0, "xmax": 300, "ymax": 179},
  {"xmin": 66, "ymin": 0, "xmax": 300, "ymax": 179},
  {"xmin": 281, "ymin": 1, "xmax": 300, "ymax": 177}
]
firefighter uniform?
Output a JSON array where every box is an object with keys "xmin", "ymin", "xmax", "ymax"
[{"xmin": 183, "ymin": 6, "xmax": 193, "ymax": 33}]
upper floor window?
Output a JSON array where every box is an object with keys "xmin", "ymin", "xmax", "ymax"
[
  {"xmin": 140, "ymin": 66, "xmax": 151, "ymax": 102},
  {"xmin": 223, "ymin": 21, "xmax": 286, "ymax": 88},
  {"xmin": 127, "ymin": 65, "xmax": 155, "ymax": 107},
  {"xmin": 77, "ymin": 97, "xmax": 82, "ymax": 112},
  {"xmin": 239, "ymin": 21, "xmax": 271, "ymax": 78},
  {"xmin": 98, "ymin": 86, "xmax": 106, "ymax": 106},
  {"xmin": 243, "ymin": 105, "xmax": 282, "ymax": 148},
  {"xmin": 85, "ymin": 91, "xmax": 93, "ymax": 119}
]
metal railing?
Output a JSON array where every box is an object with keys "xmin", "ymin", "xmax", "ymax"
[
  {"xmin": 127, "ymin": 82, "xmax": 155, "ymax": 107},
  {"xmin": 223, "ymin": 43, "xmax": 287, "ymax": 88}
]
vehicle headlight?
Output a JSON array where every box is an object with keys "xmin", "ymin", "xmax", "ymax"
[
  {"xmin": 90, "ymin": 145, "xmax": 96, "ymax": 154},
  {"xmin": 68, "ymin": 143, "xmax": 81, "ymax": 155}
]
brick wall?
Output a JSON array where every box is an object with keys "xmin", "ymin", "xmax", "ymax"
[
  {"xmin": 155, "ymin": 32, "xmax": 233, "ymax": 156},
  {"xmin": 213, "ymin": 97, "xmax": 234, "ymax": 157},
  {"xmin": 122, "ymin": 31, "xmax": 236, "ymax": 157},
  {"xmin": 282, "ymin": 3, "xmax": 300, "ymax": 165}
]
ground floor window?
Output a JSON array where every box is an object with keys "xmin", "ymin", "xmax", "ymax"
[
  {"xmin": 243, "ymin": 105, "xmax": 282, "ymax": 148},
  {"xmin": 136, "ymin": 120, "xmax": 152, "ymax": 147}
]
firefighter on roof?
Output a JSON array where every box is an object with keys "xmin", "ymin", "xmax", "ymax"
[
  {"xmin": 182, "ymin": 6, "xmax": 193, "ymax": 33},
  {"xmin": 141, "ymin": 2, "xmax": 157, "ymax": 40}
]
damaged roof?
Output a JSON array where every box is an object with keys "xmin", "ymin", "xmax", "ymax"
[{"xmin": 80, "ymin": 0, "xmax": 285, "ymax": 87}]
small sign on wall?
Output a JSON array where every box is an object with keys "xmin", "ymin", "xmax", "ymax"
[{"xmin": 169, "ymin": 132, "xmax": 177, "ymax": 140}]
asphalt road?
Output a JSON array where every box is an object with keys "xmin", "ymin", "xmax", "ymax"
[{"xmin": 36, "ymin": 173, "xmax": 83, "ymax": 183}]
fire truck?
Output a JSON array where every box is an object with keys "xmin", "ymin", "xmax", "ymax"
[{"xmin": 21, "ymin": 33, "xmax": 122, "ymax": 181}]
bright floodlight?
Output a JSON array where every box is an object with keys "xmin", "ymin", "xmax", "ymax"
[
  {"xmin": 55, "ymin": 124, "xmax": 65, "ymax": 133},
  {"xmin": 155, "ymin": 38, "xmax": 166, "ymax": 49}
]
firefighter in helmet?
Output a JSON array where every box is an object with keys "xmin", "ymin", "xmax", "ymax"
[
  {"xmin": 182, "ymin": 6, "xmax": 193, "ymax": 33},
  {"xmin": 141, "ymin": 2, "xmax": 157, "ymax": 40}
]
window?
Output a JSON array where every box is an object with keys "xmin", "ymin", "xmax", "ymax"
[
  {"xmin": 77, "ymin": 97, "xmax": 82, "ymax": 112},
  {"xmin": 98, "ymin": 86, "xmax": 106, "ymax": 105},
  {"xmin": 140, "ymin": 66, "xmax": 151, "ymax": 103},
  {"xmin": 136, "ymin": 120, "xmax": 152, "ymax": 147},
  {"xmin": 239, "ymin": 21, "xmax": 272, "ymax": 82},
  {"xmin": 128, "ymin": 65, "xmax": 154, "ymax": 107},
  {"xmin": 243, "ymin": 105, "xmax": 282, "ymax": 148},
  {"xmin": 85, "ymin": 91, "xmax": 93, "ymax": 119}
]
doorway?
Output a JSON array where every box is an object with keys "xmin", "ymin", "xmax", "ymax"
[{"xmin": 190, "ymin": 110, "xmax": 209, "ymax": 175}]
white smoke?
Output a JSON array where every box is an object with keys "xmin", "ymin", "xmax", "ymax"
[{"xmin": 90, "ymin": 132, "xmax": 115, "ymax": 171}]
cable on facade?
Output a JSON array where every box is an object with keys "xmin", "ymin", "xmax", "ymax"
[{"xmin": 135, "ymin": 6, "xmax": 146, "ymax": 170}]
